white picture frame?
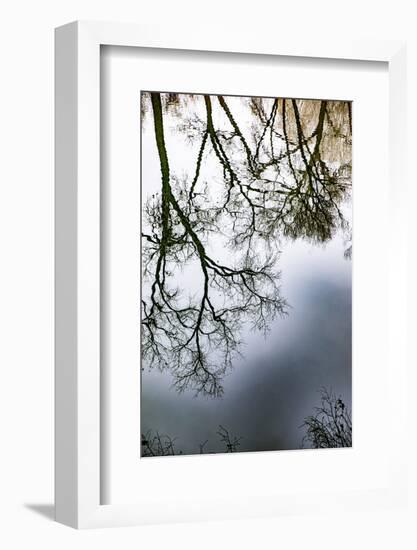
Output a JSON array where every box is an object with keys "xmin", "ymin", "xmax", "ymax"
[{"xmin": 55, "ymin": 21, "xmax": 407, "ymax": 529}]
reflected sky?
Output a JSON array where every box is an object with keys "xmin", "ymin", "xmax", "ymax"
[{"xmin": 140, "ymin": 92, "xmax": 352, "ymax": 455}]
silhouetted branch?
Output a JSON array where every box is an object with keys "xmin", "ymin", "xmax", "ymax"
[
  {"xmin": 141, "ymin": 425, "xmax": 242, "ymax": 456},
  {"xmin": 301, "ymin": 387, "xmax": 352, "ymax": 448},
  {"xmin": 217, "ymin": 424, "xmax": 242, "ymax": 452},
  {"xmin": 142, "ymin": 92, "xmax": 287, "ymax": 397}
]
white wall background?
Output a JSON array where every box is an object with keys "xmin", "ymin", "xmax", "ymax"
[{"xmin": 0, "ymin": 1, "xmax": 416, "ymax": 548}]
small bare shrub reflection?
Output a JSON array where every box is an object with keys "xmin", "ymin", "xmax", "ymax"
[{"xmin": 301, "ymin": 387, "xmax": 352, "ymax": 448}]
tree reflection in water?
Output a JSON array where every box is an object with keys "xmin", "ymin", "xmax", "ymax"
[{"xmin": 141, "ymin": 92, "xmax": 352, "ymax": 397}]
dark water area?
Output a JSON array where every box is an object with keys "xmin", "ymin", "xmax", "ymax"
[{"xmin": 142, "ymin": 256, "xmax": 351, "ymax": 455}]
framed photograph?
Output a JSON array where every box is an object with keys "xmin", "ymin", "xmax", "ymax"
[{"xmin": 55, "ymin": 21, "xmax": 407, "ymax": 528}]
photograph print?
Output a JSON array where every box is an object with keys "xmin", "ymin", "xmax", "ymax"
[{"xmin": 140, "ymin": 91, "xmax": 352, "ymax": 457}]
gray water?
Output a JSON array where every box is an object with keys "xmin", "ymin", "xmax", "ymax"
[{"xmin": 141, "ymin": 92, "xmax": 352, "ymax": 455}]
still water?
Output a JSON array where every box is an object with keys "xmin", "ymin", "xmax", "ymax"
[{"xmin": 140, "ymin": 92, "xmax": 352, "ymax": 455}]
